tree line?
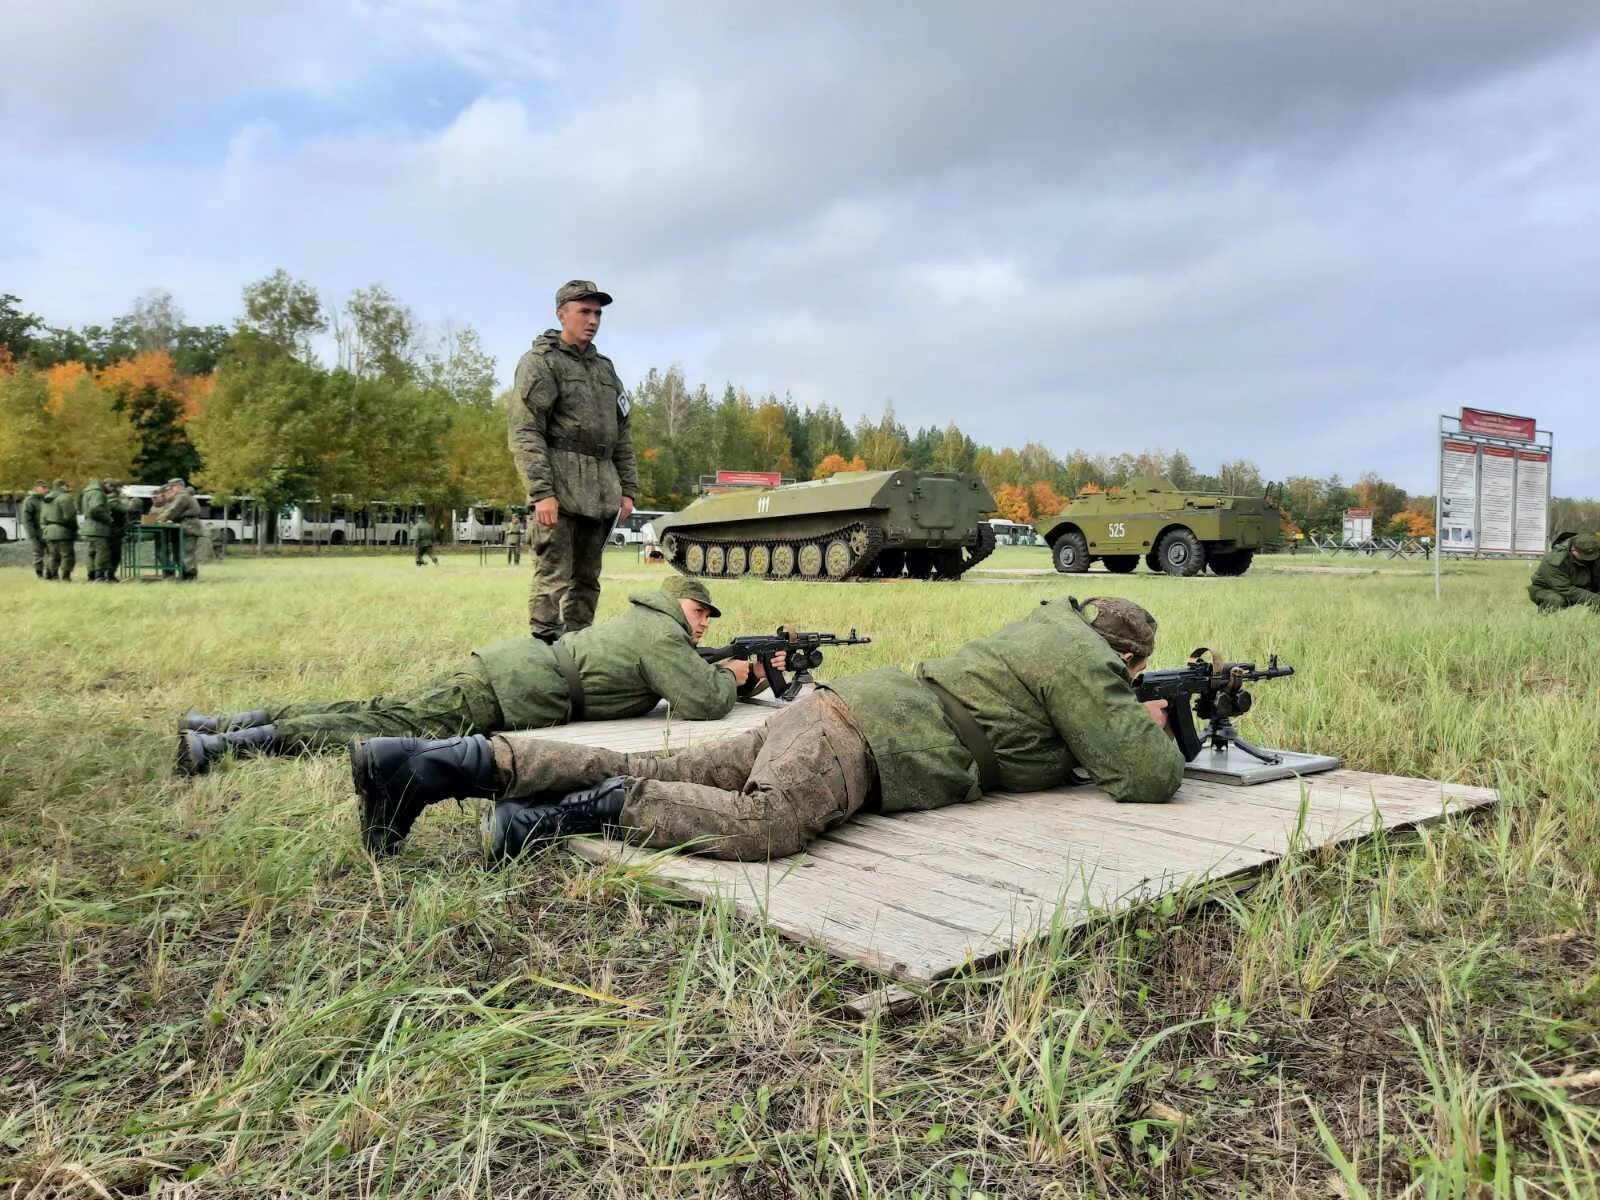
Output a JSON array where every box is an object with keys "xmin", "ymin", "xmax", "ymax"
[{"xmin": 5, "ymin": 276, "xmax": 1592, "ymax": 541}]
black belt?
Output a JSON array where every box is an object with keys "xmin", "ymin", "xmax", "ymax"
[
  {"xmin": 546, "ymin": 434, "xmax": 613, "ymax": 459},
  {"xmin": 550, "ymin": 641, "xmax": 586, "ymax": 722},
  {"xmin": 918, "ymin": 673, "xmax": 1002, "ymax": 793}
]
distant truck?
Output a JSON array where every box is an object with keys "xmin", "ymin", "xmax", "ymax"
[{"xmin": 1041, "ymin": 475, "xmax": 1283, "ymax": 576}]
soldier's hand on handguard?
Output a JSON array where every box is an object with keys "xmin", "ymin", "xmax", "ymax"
[
  {"xmin": 533, "ymin": 496, "xmax": 559, "ymax": 527},
  {"xmin": 1142, "ymin": 699, "xmax": 1170, "ymax": 730}
]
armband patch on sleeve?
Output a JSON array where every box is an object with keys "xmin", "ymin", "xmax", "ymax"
[{"xmin": 617, "ymin": 390, "xmax": 631, "ymax": 418}]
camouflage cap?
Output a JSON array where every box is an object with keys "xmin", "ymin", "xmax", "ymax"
[
  {"xmin": 33, "ymin": 478, "xmax": 48, "ymax": 488},
  {"xmin": 1570, "ymin": 533, "xmax": 1600, "ymax": 561},
  {"xmin": 661, "ymin": 574, "xmax": 720, "ymax": 618},
  {"xmin": 52, "ymin": 478, "xmax": 67, "ymax": 489},
  {"xmin": 555, "ymin": 279, "xmax": 613, "ymax": 307},
  {"xmin": 166, "ymin": 476, "xmax": 187, "ymax": 487},
  {"xmin": 1073, "ymin": 595, "xmax": 1158, "ymax": 661}
]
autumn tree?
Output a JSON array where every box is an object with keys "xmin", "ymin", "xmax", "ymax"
[
  {"xmin": 992, "ymin": 483, "xmax": 1032, "ymax": 523},
  {"xmin": 98, "ymin": 351, "xmax": 201, "ymax": 481},
  {"xmin": 239, "ymin": 269, "xmax": 327, "ymax": 361},
  {"xmin": 336, "ymin": 284, "xmax": 420, "ymax": 382},
  {"xmin": 813, "ymin": 453, "xmax": 866, "ymax": 479},
  {"xmin": 426, "ymin": 325, "xmax": 497, "ymax": 408},
  {"xmin": 1029, "ymin": 480, "xmax": 1065, "ymax": 518}
]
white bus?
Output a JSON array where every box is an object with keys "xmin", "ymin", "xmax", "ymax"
[
  {"xmin": 453, "ymin": 505, "xmax": 507, "ymax": 543},
  {"xmin": 611, "ymin": 509, "xmax": 668, "ymax": 546},
  {"xmin": 0, "ymin": 496, "xmax": 17, "ymax": 542},
  {"xmin": 277, "ymin": 499, "xmax": 424, "ymax": 544},
  {"xmin": 986, "ymin": 517, "xmax": 1043, "ymax": 547}
]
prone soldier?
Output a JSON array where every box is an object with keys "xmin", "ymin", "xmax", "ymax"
[
  {"xmin": 509, "ymin": 280, "xmax": 638, "ymax": 641},
  {"xmin": 176, "ymin": 577, "xmax": 781, "ymax": 775},
  {"xmin": 1528, "ymin": 533, "xmax": 1600, "ymax": 613},
  {"xmin": 41, "ymin": 479, "xmax": 77, "ymax": 582},
  {"xmin": 21, "ymin": 480, "xmax": 49, "ymax": 579},
  {"xmin": 352, "ymin": 595, "xmax": 1184, "ymax": 861}
]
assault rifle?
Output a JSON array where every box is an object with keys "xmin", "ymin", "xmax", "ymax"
[
  {"xmin": 698, "ymin": 627, "xmax": 871, "ymax": 701},
  {"xmin": 1134, "ymin": 649, "xmax": 1294, "ymax": 765}
]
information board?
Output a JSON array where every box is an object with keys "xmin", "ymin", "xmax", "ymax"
[
  {"xmin": 1477, "ymin": 446, "xmax": 1516, "ymax": 552},
  {"xmin": 1460, "ymin": 407, "xmax": 1536, "ymax": 442},
  {"xmin": 1438, "ymin": 439, "xmax": 1479, "ymax": 549},
  {"xmin": 1514, "ymin": 450, "xmax": 1551, "ymax": 553},
  {"xmin": 1341, "ymin": 508, "xmax": 1373, "ymax": 543}
]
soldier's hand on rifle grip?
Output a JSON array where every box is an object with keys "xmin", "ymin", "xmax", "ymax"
[
  {"xmin": 723, "ymin": 659, "xmax": 754, "ymax": 687},
  {"xmin": 534, "ymin": 496, "xmax": 560, "ymax": 527},
  {"xmin": 1143, "ymin": 699, "xmax": 1171, "ymax": 730}
]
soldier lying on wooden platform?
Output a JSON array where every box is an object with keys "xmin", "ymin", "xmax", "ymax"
[
  {"xmin": 175, "ymin": 578, "xmax": 775, "ymax": 775},
  {"xmin": 351, "ymin": 596, "xmax": 1183, "ymax": 863}
]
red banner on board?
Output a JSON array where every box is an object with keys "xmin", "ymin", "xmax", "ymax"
[
  {"xmin": 1516, "ymin": 450, "xmax": 1549, "ymax": 462},
  {"xmin": 1443, "ymin": 440, "xmax": 1478, "ymax": 454},
  {"xmin": 1460, "ymin": 407, "xmax": 1536, "ymax": 442},
  {"xmin": 1480, "ymin": 445, "xmax": 1515, "ymax": 459},
  {"xmin": 714, "ymin": 470, "xmax": 783, "ymax": 486}
]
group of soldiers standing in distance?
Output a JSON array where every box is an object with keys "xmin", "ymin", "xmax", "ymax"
[{"xmin": 19, "ymin": 476, "xmax": 206, "ymax": 582}]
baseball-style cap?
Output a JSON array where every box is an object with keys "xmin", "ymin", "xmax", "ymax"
[
  {"xmin": 1570, "ymin": 533, "xmax": 1600, "ymax": 561},
  {"xmin": 661, "ymin": 575, "xmax": 720, "ymax": 618},
  {"xmin": 166, "ymin": 476, "xmax": 187, "ymax": 487},
  {"xmin": 1073, "ymin": 595, "xmax": 1158, "ymax": 660},
  {"xmin": 555, "ymin": 279, "xmax": 613, "ymax": 307}
]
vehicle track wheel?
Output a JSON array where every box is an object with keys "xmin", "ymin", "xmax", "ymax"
[
  {"xmin": 1052, "ymin": 530, "xmax": 1090, "ymax": 574},
  {"xmin": 771, "ymin": 545, "xmax": 795, "ymax": 577},
  {"xmin": 1102, "ymin": 555, "xmax": 1138, "ymax": 574},
  {"xmin": 1208, "ymin": 549, "xmax": 1254, "ymax": 576},
  {"xmin": 705, "ymin": 545, "xmax": 726, "ymax": 575},
  {"xmin": 726, "ymin": 545, "xmax": 747, "ymax": 576},
  {"xmin": 798, "ymin": 543, "xmax": 824, "ymax": 578},
  {"xmin": 824, "ymin": 538, "xmax": 853, "ymax": 578},
  {"xmin": 1157, "ymin": 529, "xmax": 1206, "ymax": 576},
  {"xmin": 684, "ymin": 543, "xmax": 705, "ymax": 574},
  {"xmin": 748, "ymin": 545, "xmax": 770, "ymax": 576},
  {"xmin": 1144, "ymin": 551, "xmax": 1160, "ymax": 573}
]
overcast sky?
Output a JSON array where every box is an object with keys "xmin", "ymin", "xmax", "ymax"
[{"xmin": 4, "ymin": 1, "xmax": 1598, "ymax": 495}]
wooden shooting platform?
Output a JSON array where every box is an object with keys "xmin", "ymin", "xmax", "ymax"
[{"xmin": 519, "ymin": 698, "xmax": 1498, "ymax": 1008}]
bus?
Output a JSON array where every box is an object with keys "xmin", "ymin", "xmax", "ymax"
[
  {"xmin": 986, "ymin": 518, "xmax": 1044, "ymax": 547},
  {"xmin": 453, "ymin": 505, "xmax": 507, "ymax": 543},
  {"xmin": 611, "ymin": 509, "xmax": 668, "ymax": 545},
  {"xmin": 0, "ymin": 496, "xmax": 17, "ymax": 542},
  {"xmin": 277, "ymin": 499, "xmax": 424, "ymax": 544}
]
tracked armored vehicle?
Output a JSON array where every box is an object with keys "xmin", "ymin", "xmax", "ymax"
[
  {"xmin": 1041, "ymin": 475, "xmax": 1283, "ymax": 577},
  {"xmin": 653, "ymin": 470, "xmax": 997, "ymax": 582}
]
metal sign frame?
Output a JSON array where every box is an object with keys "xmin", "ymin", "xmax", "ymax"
[{"xmin": 1433, "ymin": 413, "xmax": 1554, "ymax": 599}]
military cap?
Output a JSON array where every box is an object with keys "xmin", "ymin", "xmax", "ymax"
[
  {"xmin": 34, "ymin": 478, "xmax": 48, "ymax": 488},
  {"xmin": 52, "ymin": 478, "xmax": 67, "ymax": 488},
  {"xmin": 555, "ymin": 279, "xmax": 613, "ymax": 307},
  {"xmin": 166, "ymin": 476, "xmax": 187, "ymax": 487},
  {"xmin": 1570, "ymin": 534, "xmax": 1600, "ymax": 561},
  {"xmin": 661, "ymin": 575, "xmax": 720, "ymax": 618},
  {"xmin": 1073, "ymin": 595, "xmax": 1158, "ymax": 661}
]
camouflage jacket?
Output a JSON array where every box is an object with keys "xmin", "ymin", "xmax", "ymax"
[
  {"xmin": 827, "ymin": 600, "xmax": 1184, "ymax": 813},
  {"xmin": 1529, "ymin": 546, "xmax": 1599, "ymax": 606},
  {"xmin": 20, "ymin": 493, "xmax": 46, "ymax": 541},
  {"xmin": 411, "ymin": 520, "xmax": 435, "ymax": 548},
  {"xmin": 508, "ymin": 330, "xmax": 638, "ymax": 520},
  {"xmin": 41, "ymin": 488, "xmax": 77, "ymax": 541},
  {"xmin": 78, "ymin": 482, "xmax": 113, "ymax": 538},
  {"xmin": 156, "ymin": 488, "xmax": 204, "ymax": 534},
  {"xmin": 472, "ymin": 591, "xmax": 737, "ymax": 729}
]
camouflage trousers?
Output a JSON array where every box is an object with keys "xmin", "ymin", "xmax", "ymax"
[
  {"xmin": 27, "ymin": 536, "xmax": 46, "ymax": 575},
  {"xmin": 1530, "ymin": 587, "xmax": 1600, "ymax": 613},
  {"xmin": 180, "ymin": 528, "xmax": 200, "ymax": 577},
  {"xmin": 529, "ymin": 513, "xmax": 610, "ymax": 639},
  {"xmin": 85, "ymin": 536, "xmax": 114, "ymax": 577},
  {"xmin": 267, "ymin": 664, "xmax": 503, "ymax": 751},
  {"xmin": 46, "ymin": 539, "xmax": 75, "ymax": 578},
  {"xmin": 414, "ymin": 542, "xmax": 438, "ymax": 565},
  {"xmin": 491, "ymin": 690, "xmax": 878, "ymax": 860}
]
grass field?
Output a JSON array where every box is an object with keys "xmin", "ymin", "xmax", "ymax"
[{"xmin": 1, "ymin": 548, "xmax": 1596, "ymax": 1198}]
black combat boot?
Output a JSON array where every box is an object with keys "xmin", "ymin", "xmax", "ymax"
[
  {"xmin": 481, "ymin": 776, "xmax": 626, "ymax": 866},
  {"xmin": 34, "ymin": 563, "xmax": 44, "ymax": 578},
  {"xmin": 176, "ymin": 724, "xmax": 283, "ymax": 776},
  {"xmin": 352, "ymin": 735, "xmax": 500, "ymax": 855},
  {"xmin": 179, "ymin": 708, "xmax": 271, "ymax": 734}
]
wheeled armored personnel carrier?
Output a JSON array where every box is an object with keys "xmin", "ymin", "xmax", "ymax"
[
  {"xmin": 1040, "ymin": 475, "xmax": 1283, "ymax": 576},
  {"xmin": 653, "ymin": 470, "xmax": 997, "ymax": 581}
]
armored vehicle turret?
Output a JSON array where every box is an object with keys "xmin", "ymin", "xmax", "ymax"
[
  {"xmin": 652, "ymin": 470, "xmax": 997, "ymax": 582},
  {"xmin": 1040, "ymin": 475, "xmax": 1283, "ymax": 577}
]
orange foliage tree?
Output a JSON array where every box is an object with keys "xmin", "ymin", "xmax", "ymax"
[
  {"xmin": 813, "ymin": 453, "xmax": 866, "ymax": 479},
  {"xmin": 1029, "ymin": 480, "xmax": 1064, "ymax": 518},
  {"xmin": 992, "ymin": 483, "xmax": 1031, "ymax": 523}
]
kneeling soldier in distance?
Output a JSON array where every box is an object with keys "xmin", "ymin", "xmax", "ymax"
[
  {"xmin": 1528, "ymin": 533, "xmax": 1600, "ymax": 613},
  {"xmin": 177, "ymin": 578, "xmax": 771, "ymax": 774},
  {"xmin": 352, "ymin": 595, "xmax": 1183, "ymax": 861}
]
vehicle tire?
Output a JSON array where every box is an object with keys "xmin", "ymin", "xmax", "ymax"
[
  {"xmin": 0, "ymin": 530, "xmax": 8, "ymax": 543},
  {"xmin": 748, "ymin": 544, "xmax": 770, "ymax": 576},
  {"xmin": 824, "ymin": 538, "xmax": 852, "ymax": 578},
  {"xmin": 1156, "ymin": 528, "xmax": 1206, "ymax": 576},
  {"xmin": 1102, "ymin": 555, "xmax": 1138, "ymax": 573},
  {"xmin": 726, "ymin": 545, "xmax": 747, "ymax": 576},
  {"xmin": 1209, "ymin": 549, "xmax": 1255, "ymax": 576},
  {"xmin": 1051, "ymin": 530, "xmax": 1090, "ymax": 573},
  {"xmin": 330, "ymin": 531, "xmax": 346, "ymax": 545},
  {"xmin": 770, "ymin": 544, "xmax": 795, "ymax": 577},
  {"xmin": 684, "ymin": 543, "xmax": 705, "ymax": 573},
  {"xmin": 224, "ymin": 529, "xmax": 237, "ymax": 543},
  {"xmin": 612, "ymin": 532, "xmax": 627, "ymax": 546},
  {"xmin": 798, "ymin": 543, "xmax": 824, "ymax": 578},
  {"xmin": 397, "ymin": 532, "xmax": 408, "ymax": 546},
  {"xmin": 1144, "ymin": 551, "xmax": 1160, "ymax": 572},
  {"xmin": 705, "ymin": 545, "xmax": 726, "ymax": 575}
]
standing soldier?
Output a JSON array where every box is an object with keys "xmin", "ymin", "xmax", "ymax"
[
  {"xmin": 106, "ymin": 481, "xmax": 133, "ymax": 581},
  {"xmin": 1528, "ymin": 533, "xmax": 1600, "ymax": 612},
  {"xmin": 21, "ymin": 480, "xmax": 48, "ymax": 579},
  {"xmin": 506, "ymin": 512, "xmax": 524, "ymax": 566},
  {"xmin": 41, "ymin": 479, "xmax": 77, "ymax": 582},
  {"xmin": 509, "ymin": 280, "xmax": 638, "ymax": 642},
  {"xmin": 154, "ymin": 477, "xmax": 204, "ymax": 580},
  {"xmin": 78, "ymin": 478, "xmax": 114, "ymax": 582},
  {"xmin": 411, "ymin": 514, "xmax": 439, "ymax": 566}
]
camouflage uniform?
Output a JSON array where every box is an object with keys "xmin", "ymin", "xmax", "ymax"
[
  {"xmin": 78, "ymin": 480, "xmax": 115, "ymax": 581},
  {"xmin": 412, "ymin": 518, "xmax": 438, "ymax": 566},
  {"xmin": 1528, "ymin": 534, "xmax": 1600, "ymax": 612},
  {"xmin": 506, "ymin": 515, "xmax": 523, "ymax": 565},
  {"xmin": 155, "ymin": 481, "xmax": 203, "ymax": 579},
  {"xmin": 253, "ymin": 585, "xmax": 737, "ymax": 752},
  {"xmin": 20, "ymin": 482, "xmax": 48, "ymax": 578},
  {"xmin": 41, "ymin": 481, "xmax": 77, "ymax": 581},
  {"xmin": 509, "ymin": 280, "xmax": 638, "ymax": 639},
  {"xmin": 490, "ymin": 597, "xmax": 1184, "ymax": 860},
  {"xmin": 107, "ymin": 485, "xmax": 137, "ymax": 578}
]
